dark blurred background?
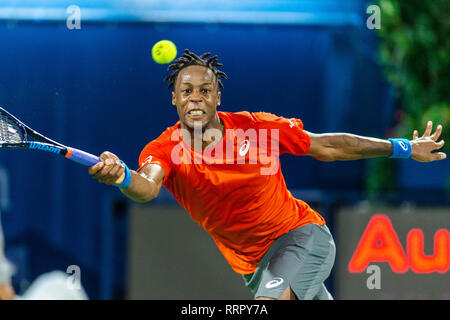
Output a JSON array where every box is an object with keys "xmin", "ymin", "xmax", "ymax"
[{"xmin": 0, "ymin": 0, "xmax": 448, "ymax": 299}]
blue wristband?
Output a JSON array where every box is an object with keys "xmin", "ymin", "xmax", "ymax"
[
  {"xmin": 388, "ymin": 138, "xmax": 412, "ymax": 159},
  {"xmin": 115, "ymin": 161, "xmax": 131, "ymax": 188}
]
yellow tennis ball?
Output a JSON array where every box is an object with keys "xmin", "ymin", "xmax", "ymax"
[{"xmin": 152, "ymin": 40, "xmax": 177, "ymax": 64}]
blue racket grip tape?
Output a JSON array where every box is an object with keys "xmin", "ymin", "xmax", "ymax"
[{"xmin": 66, "ymin": 147, "xmax": 101, "ymax": 166}]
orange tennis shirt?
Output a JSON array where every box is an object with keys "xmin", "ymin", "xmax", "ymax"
[{"xmin": 137, "ymin": 111, "xmax": 325, "ymax": 274}]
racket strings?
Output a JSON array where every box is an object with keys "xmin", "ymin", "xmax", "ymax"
[{"xmin": 0, "ymin": 114, "xmax": 26, "ymax": 143}]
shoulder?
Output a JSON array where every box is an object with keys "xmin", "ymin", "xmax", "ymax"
[
  {"xmin": 140, "ymin": 122, "xmax": 181, "ymax": 153},
  {"xmin": 219, "ymin": 111, "xmax": 253, "ymax": 123},
  {"xmin": 219, "ymin": 110, "xmax": 272, "ymax": 129},
  {"xmin": 251, "ymin": 111, "xmax": 279, "ymax": 122},
  {"xmin": 219, "ymin": 111, "xmax": 305, "ymax": 130},
  {"xmin": 220, "ymin": 110, "xmax": 280, "ymax": 121},
  {"xmin": 251, "ymin": 111, "xmax": 305, "ymax": 130}
]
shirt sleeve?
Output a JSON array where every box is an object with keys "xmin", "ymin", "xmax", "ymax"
[
  {"xmin": 251, "ymin": 112, "xmax": 311, "ymax": 156},
  {"xmin": 137, "ymin": 139, "xmax": 172, "ymax": 184}
]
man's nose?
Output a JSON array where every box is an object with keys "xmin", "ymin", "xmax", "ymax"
[{"xmin": 189, "ymin": 89, "xmax": 202, "ymax": 102}]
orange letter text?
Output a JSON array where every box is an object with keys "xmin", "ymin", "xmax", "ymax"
[
  {"xmin": 348, "ymin": 214, "xmax": 408, "ymax": 273},
  {"xmin": 407, "ymin": 229, "xmax": 450, "ymax": 273}
]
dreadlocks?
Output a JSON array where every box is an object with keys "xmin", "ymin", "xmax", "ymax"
[{"xmin": 164, "ymin": 49, "xmax": 227, "ymax": 90}]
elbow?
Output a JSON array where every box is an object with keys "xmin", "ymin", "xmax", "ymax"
[
  {"xmin": 136, "ymin": 198, "xmax": 152, "ymax": 204},
  {"xmin": 317, "ymin": 156, "xmax": 335, "ymax": 162},
  {"xmin": 134, "ymin": 189, "xmax": 158, "ymax": 204},
  {"xmin": 124, "ymin": 193, "xmax": 154, "ymax": 204},
  {"xmin": 307, "ymin": 142, "xmax": 337, "ymax": 162},
  {"xmin": 122, "ymin": 179, "xmax": 160, "ymax": 204},
  {"xmin": 312, "ymin": 149, "xmax": 336, "ymax": 162},
  {"xmin": 134, "ymin": 195, "xmax": 154, "ymax": 204},
  {"xmin": 138, "ymin": 179, "xmax": 160, "ymax": 204}
]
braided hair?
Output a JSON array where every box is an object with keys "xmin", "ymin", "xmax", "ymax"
[{"xmin": 164, "ymin": 49, "xmax": 227, "ymax": 90}]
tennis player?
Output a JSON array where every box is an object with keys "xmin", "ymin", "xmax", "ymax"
[{"xmin": 89, "ymin": 50, "xmax": 446, "ymax": 300}]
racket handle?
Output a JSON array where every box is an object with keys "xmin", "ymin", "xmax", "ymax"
[{"xmin": 66, "ymin": 147, "xmax": 101, "ymax": 166}]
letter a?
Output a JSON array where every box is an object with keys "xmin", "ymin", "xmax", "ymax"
[
  {"xmin": 366, "ymin": 5, "xmax": 381, "ymax": 30},
  {"xmin": 66, "ymin": 5, "xmax": 81, "ymax": 30},
  {"xmin": 366, "ymin": 265, "xmax": 381, "ymax": 289},
  {"xmin": 66, "ymin": 265, "xmax": 81, "ymax": 289},
  {"xmin": 348, "ymin": 214, "xmax": 408, "ymax": 273}
]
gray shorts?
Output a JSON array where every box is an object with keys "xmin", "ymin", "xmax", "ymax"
[{"xmin": 242, "ymin": 223, "xmax": 336, "ymax": 300}]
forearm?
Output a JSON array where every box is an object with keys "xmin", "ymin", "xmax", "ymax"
[
  {"xmin": 309, "ymin": 133, "xmax": 393, "ymax": 161},
  {"xmin": 119, "ymin": 171, "xmax": 160, "ymax": 204}
]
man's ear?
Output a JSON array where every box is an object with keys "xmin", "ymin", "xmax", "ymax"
[
  {"xmin": 216, "ymin": 91, "xmax": 221, "ymax": 106},
  {"xmin": 171, "ymin": 91, "xmax": 176, "ymax": 106}
]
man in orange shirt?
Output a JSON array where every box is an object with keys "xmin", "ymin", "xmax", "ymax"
[{"xmin": 89, "ymin": 50, "xmax": 446, "ymax": 300}]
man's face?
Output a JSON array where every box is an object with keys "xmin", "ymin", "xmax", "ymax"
[{"xmin": 172, "ymin": 65, "xmax": 221, "ymax": 130}]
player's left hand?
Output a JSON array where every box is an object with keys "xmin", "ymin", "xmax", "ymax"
[{"xmin": 410, "ymin": 121, "xmax": 446, "ymax": 162}]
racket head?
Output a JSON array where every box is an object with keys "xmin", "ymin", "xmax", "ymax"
[
  {"xmin": 0, "ymin": 107, "xmax": 65, "ymax": 148},
  {"xmin": 0, "ymin": 107, "xmax": 28, "ymax": 145},
  {"xmin": 0, "ymin": 107, "xmax": 99, "ymax": 167}
]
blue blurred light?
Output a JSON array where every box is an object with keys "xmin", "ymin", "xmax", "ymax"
[{"xmin": 0, "ymin": 0, "xmax": 363, "ymax": 26}]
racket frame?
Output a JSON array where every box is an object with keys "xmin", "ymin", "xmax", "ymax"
[{"xmin": 0, "ymin": 107, "xmax": 100, "ymax": 166}]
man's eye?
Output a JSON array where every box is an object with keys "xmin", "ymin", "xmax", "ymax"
[
  {"xmin": 182, "ymin": 89, "xmax": 191, "ymax": 93},
  {"xmin": 202, "ymin": 89, "xmax": 210, "ymax": 93}
]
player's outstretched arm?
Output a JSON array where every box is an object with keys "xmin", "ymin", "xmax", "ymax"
[
  {"xmin": 88, "ymin": 151, "xmax": 164, "ymax": 203},
  {"xmin": 305, "ymin": 121, "xmax": 446, "ymax": 162}
]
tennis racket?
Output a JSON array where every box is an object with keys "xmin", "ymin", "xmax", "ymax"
[{"xmin": 0, "ymin": 106, "xmax": 100, "ymax": 166}]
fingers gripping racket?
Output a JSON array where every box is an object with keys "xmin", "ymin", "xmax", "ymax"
[{"xmin": 0, "ymin": 107, "xmax": 100, "ymax": 166}]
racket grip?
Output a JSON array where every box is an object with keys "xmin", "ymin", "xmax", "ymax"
[{"xmin": 67, "ymin": 148, "xmax": 101, "ymax": 166}]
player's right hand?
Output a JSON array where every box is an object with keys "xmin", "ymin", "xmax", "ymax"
[{"xmin": 88, "ymin": 151, "xmax": 126, "ymax": 185}]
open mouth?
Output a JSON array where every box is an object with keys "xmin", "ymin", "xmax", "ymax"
[
  {"xmin": 187, "ymin": 109, "xmax": 206, "ymax": 116},
  {"xmin": 186, "ymin": 109, "xmax": 206, "ymax": 119}
]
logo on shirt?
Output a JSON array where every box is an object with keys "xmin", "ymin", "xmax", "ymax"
[
  {"xmin": 142, "ymin": 155, "xmax": 153, "ymax": 167},
  {"xmin": 288, "ymin": 119, "xmax": 295, "ymax": 128},
  {"xmin": 265, "ymin": 277, "xmax": 284, "ymax": 289},
  {"xmin": 239, "ymin": 139, "xmax": 250, "ymax": 157}
]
